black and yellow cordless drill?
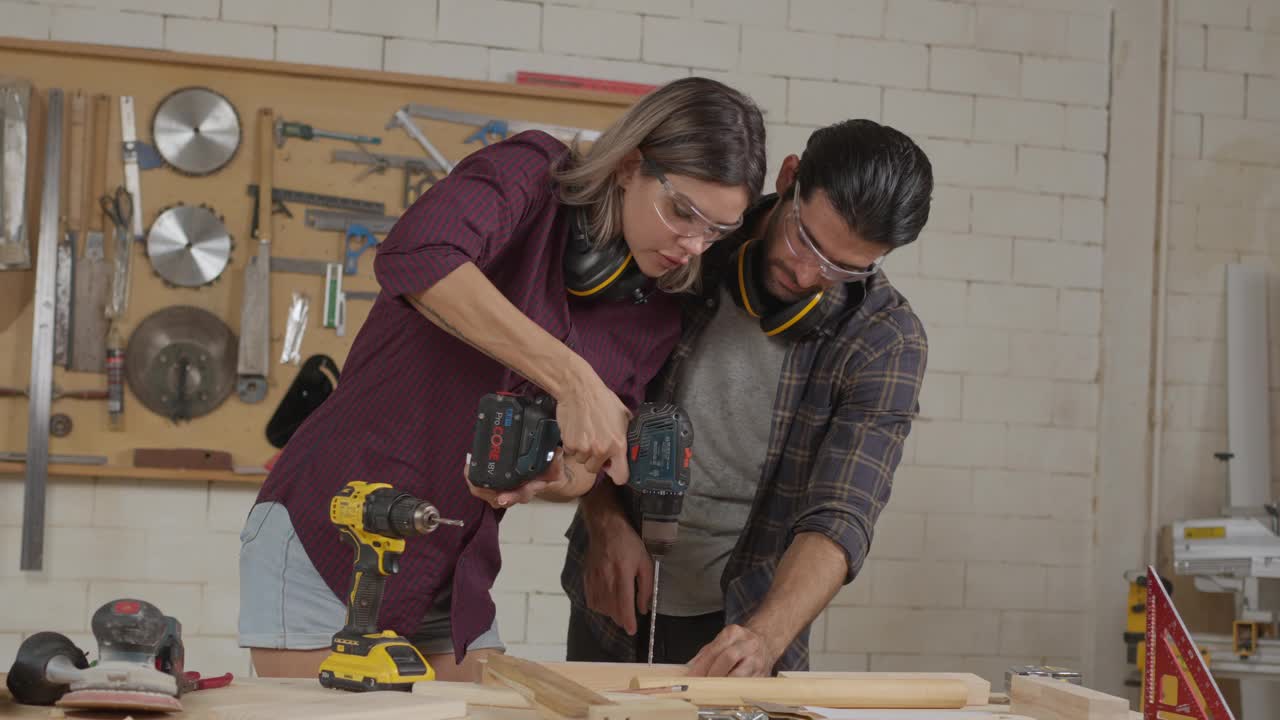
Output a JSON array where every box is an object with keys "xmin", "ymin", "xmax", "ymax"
[{"xmin": 318, "ymin": 481, "xmax": 463, "ymax": 692}]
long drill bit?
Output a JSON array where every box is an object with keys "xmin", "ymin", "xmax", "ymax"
[{"xmin": 648, "ymin": 557, "xmax": 660, "ymax": 664}]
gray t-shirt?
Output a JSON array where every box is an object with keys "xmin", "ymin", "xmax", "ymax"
[{"xmin": 657, "ymin": 286, "xmax": 789, "ymax": 616}]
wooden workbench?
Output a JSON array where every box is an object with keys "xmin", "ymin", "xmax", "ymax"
[{"xmin": 0, "ymin": 674, "xmax": 1042, "ymax": 720}]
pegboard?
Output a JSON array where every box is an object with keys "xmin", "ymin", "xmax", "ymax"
[{"xmin": 0, "ymin": 38, "xmax": 631, "ymax": 472}]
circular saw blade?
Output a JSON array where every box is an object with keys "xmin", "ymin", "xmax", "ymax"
[
  {"xmin": 152, "ymin": 87, "xmax": 241, "ymax": 176},
  {"xmin": 147, "ymin": 204, "xmax": 233, "ymax": 287},
  {"xmin": 125, "ymin": 306, "xmax": 238, "ymax": 421}
]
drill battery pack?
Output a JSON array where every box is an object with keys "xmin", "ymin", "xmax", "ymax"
[{"xmin": 467, "ymin": 393, "xmax": 560, "ymax": 491}]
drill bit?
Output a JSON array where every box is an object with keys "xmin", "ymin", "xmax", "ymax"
[{"xmin": 648, "ymin": 557, "xmax": 660, "ymax": 664}]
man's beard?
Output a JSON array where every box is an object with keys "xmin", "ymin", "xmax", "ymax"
[{"xmin": 759, "ymin": 208, "xmax": 806, "ymax": 304}]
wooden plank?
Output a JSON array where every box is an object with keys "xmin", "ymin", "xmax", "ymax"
[
  {"xmin": 780, "ymin": 672, "xmax": 991, "ymax": 707},
  {"xmin": 485, "ymin": 654, "xmax": 613, "ymax": 718},
  {"xmin": 206, "ymin": 690, "xmax": 466, "ymax": 720},
  {"xmin": 630, "ymin": 676, "xmax": 969, "ymax": 710},
  {"xmin": 541, "ymin": 662, "xmax": 688, "ymax": 691},
  {"xmin": 1008, "ymin": 676, "xmax": 1129, "ymax": 720}
]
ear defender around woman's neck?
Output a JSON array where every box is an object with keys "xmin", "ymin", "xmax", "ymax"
[
  {"xmin": 563, "ymin": 210, "xmax": 654, "ymax": 304},
  {"xmin": 725, "ymin": 238, "xmax": 830, "ymax": 340}
]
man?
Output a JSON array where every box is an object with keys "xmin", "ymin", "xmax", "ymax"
[{"xmin": 558, "ymin": 118, "xmax": 933, "ymax": 676}]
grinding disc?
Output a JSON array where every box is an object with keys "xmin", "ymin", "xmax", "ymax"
[
  {"xmin": 146, "ymin": 204, "xmax": 232, "ymax": 287},
  {"xmin": 125, "ymin": 306, "xmax": 238, "ymax": 421},
  {"xmin": 151, "ymin": 87, "xmax": 241, "ymax": 176}
]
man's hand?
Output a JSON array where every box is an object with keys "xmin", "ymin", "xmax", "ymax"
[
  {"xmin": 687, "ymin": 624, "xmax": 779, "ymax": 677},
  {"xmin": 464, "ymin": 451, "xmax": 595, "ymax": 509},
  {"xmin": 582, "ymin": 512, "xmax": 653, "ymax": 636}
]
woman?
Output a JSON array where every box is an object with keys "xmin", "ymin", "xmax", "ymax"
[{"xmin": 238, "ymin": 77, "xmax": 767, "ymax": 682}]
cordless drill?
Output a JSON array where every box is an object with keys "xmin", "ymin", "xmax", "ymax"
[
  {"xmin": 318, "ymin": 481, "xmax": 463, "ymax": 692},
  {"xmin": 467, "ymin": 393, "xmax": 693, "ymax": 662}
]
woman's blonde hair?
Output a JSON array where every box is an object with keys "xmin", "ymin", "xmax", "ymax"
[{"xmin": 553, "ymin": 77, "xmax": 767, "ymax": 293}]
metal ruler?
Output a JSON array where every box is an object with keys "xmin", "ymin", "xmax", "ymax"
[
  {"xmin": 22, "ymin": 88, "xmax": 63, "ymax": 571},
  {"xmin": 246, "ymin": 184, "xmax": 384, "ymax": 216},
  {"xmin": 399, "ymin": 103, "xmax": 602, "ymax": 145},
  {"xmin": 119, "ymin": 96, "xmax": 145, "ymax": 239},
  {"xmin": 305, "ymin": 208, "xmax": 398, "ymax": 235}
]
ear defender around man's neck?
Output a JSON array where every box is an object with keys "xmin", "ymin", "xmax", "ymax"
[
  {"xmin": 563, "ymin": 211, "xmax": 654, "ymax": 304},
  {"xmin": 726, "ymin": 238, "xmax": 831, "ymax": 341}
]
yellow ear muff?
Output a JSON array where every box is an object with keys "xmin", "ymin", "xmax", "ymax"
[{"xmin": 727, "ymin": 238, "xmax": 831, "ymax": 341}]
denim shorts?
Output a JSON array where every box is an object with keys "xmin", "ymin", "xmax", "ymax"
[{"xmin": 237, "ymin": 501, "xmax": 504, "ymax": 655}]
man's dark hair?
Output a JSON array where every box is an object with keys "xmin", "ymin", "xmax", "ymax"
[{"xmin": 795, "ymin": 119, "xmax": 933, "ymax": 249}]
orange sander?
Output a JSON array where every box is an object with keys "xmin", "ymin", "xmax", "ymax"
[{"xmin": 6, "ymin": 598, "xmax": 205, "ymax": 712}]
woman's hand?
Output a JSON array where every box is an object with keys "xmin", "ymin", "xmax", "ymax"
[
  {"xmin": 464, "ymin": 451, "xmax": 597, "ymax": 509},
  {"xmin": 556, "ymin": 374, "xmax": 633, "ymax": 486}
]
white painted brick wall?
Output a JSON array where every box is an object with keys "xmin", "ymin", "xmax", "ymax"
[
  {"xmin": 1206, "ymin": 27, "xmax": 1280, "ymax": 76},
  {"xmin": 1017, "ymin": 147, "xmax": 1106, "ymax": 197},
  {"xmin": 1175, "ymin": 69, "xmax": 1247, "ymax": 116},
  {"xmin": 962, "ymin": 375, "xmax": 1054, "ymax": 423},
  {"xmin": 1062, "ymin": 197, "xmax": 1105, "ymax": 245},
  {"xmin": 740, "ymin": 26, "xmax": 835, "ymax": 79},
  {"xmin": 1064, "ymin": 106, "xmax": 1109, "ymax": 152},
  {"xmin": 930, "ymin": 47, "xmax": 1020, "ymax": 98},
  {"xmin": 1066, "ymin": 13, "xmax": 1109, "ymax": 62},
  {"xmin": 920, "ymin": 139, "xmax": 1017, "ymax": 188},
  {"xmin": 1177, "ymin": 23, "xmax": 1206, "ymax": 68},
  {"xmin": 222, "ymin": 0, "xmax": 329, "ymax": 29},
  {"xmin": 1179, "ymin": 0, "xmax": 1250, "ymax": 28},
  {"xmin": 545, "ymin": 5, "xmax": 641, "ymax": 61},
  {"xmin": 385, "ymin": 39, "xmax": 490, "ymax": 81},
  {"xmin": 642, "ymin": 16, "xmax": 737, "ymax": 70},
  {"xmin": 331, "ymin": 0, "xmax": 436, "ymax": 41},
  {"xmin": 966, "ymin": 283, "xmax": 1059, "ymax": 331},
  {"xmin": 975, "ymin": 6, "xmax": 1068, "ymax": 56},
  {"xmin": 974, "ymin": 98, "xmax": 1064, "ymax": 147},
  {"xmin": 693, "ymin": 0, "xmax": 786, "ymax": 27},
  {"xmin": 164, "ymin": 18, "xmax": 274, "ymax": 61},
  {"xmin": 789, "ymin": 0, "xmax": 884, "ymax": 38},
  {"xmin": 1202, "ymin": 116, "xmax": 1280, "ymax": 165},
  {"xmin": 51, "ymin": 5, "xmax": 163, "ymax": 48},
  {"xmin": 1021, "ymin": 57, "xmax": 1109, "ymax": 106},
  {"xmin": 1252, "ymin": 2, "xmax": 1280, "ymax": 33},
  {"xmin": 972, "ymin": 190, "xmax": 1061, "ymax": 240},
  {"xmin": 883, "ymin": 89, "xmax": 974, "ymax": 140},
  {"xmin": 276, "ymin": 27, "xmax": 383, "ymax": 71},
  {"xmin": 836, "ymin": 38, "xmax": 929, "ymax": 89},
  {"xmin": 885, "ymin": 0, "xmax": 975, "ymax": 47},
  {"xmin": 0, "ymin": 0, "xmax": 51, "ymax": 39},
  {"xmin": 439, "ymin": 0, "xmax": 541, "ymax": 51},
  {"xmin": 1248, "ymin": 75, "xmax": 1280, "ymax": 119},
  {"xmin": 788, "ymin": 80, "xmax": 881, "ymax": 127}
]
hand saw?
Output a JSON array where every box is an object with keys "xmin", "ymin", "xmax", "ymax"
[
  {"xmin": 69, "ymin": 94, "xmax": 111, "ymax": 374},
  {"xmin": 237, "ymin": 108, "xmax": 274, "ymax": 404},
  {"xmin": 54, "ymin": 92, "xmax": 86, "ymax": 368}
]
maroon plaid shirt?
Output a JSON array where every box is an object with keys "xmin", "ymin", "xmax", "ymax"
[{"xmin": 255, "ymin": 131, "xmax": 682, "ymax": 660}]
